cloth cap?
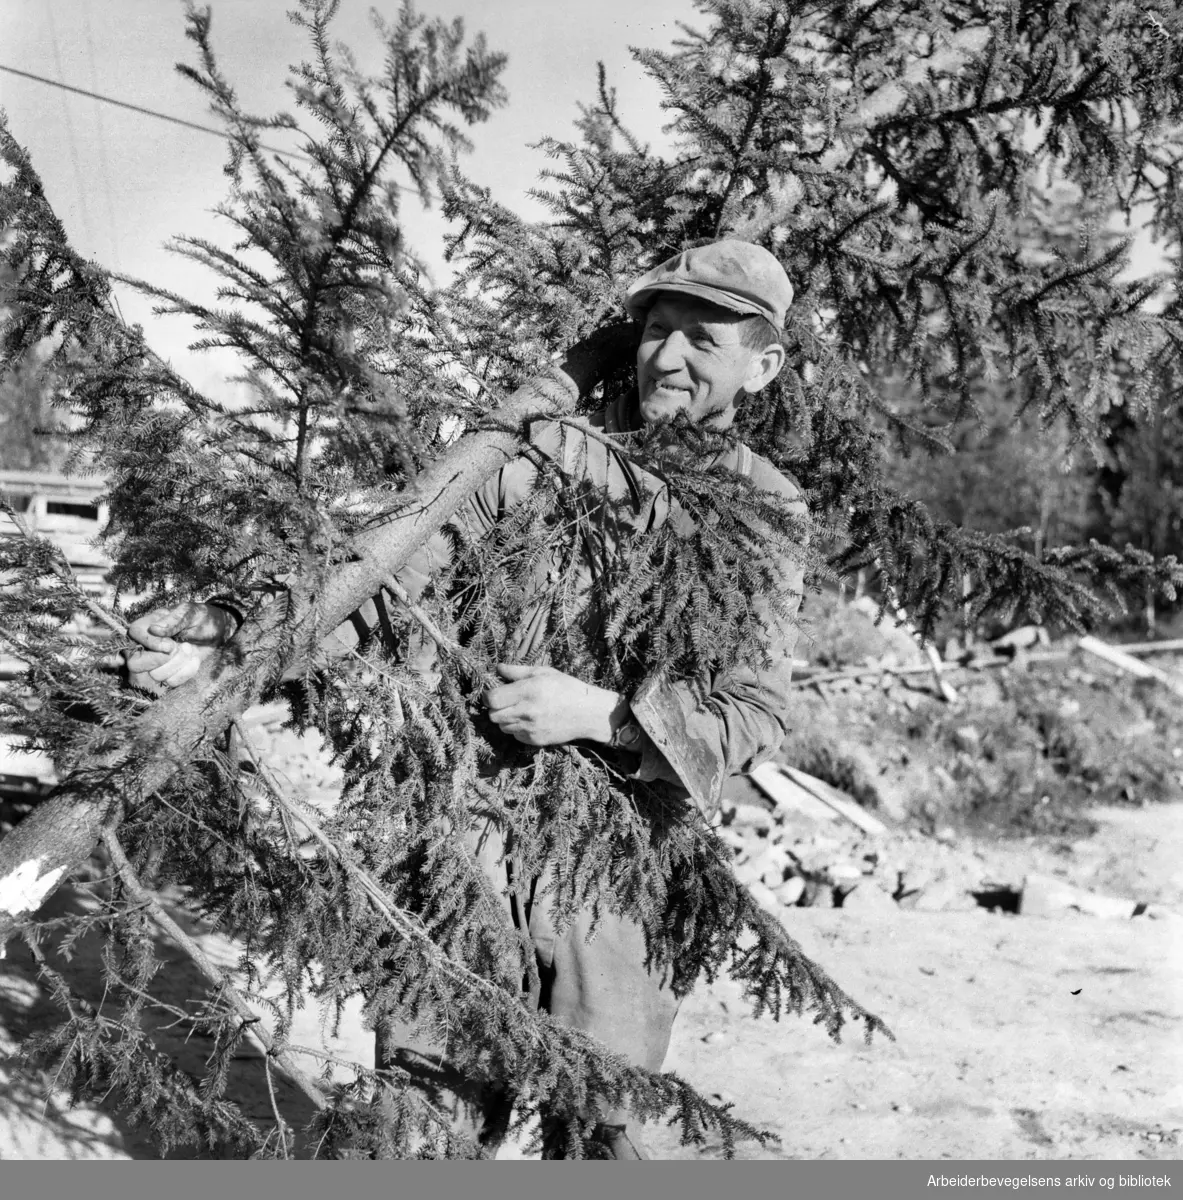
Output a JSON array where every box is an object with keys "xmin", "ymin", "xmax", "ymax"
[{"xmin": 625, "ymin": 240, "xmax": 793, "ymax": 330}]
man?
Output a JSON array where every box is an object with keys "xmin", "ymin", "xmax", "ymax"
[{"xmin": 127, "ymin": 239, "xmax": 806, "ymax": 1158}]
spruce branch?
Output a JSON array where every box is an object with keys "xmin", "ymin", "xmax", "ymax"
[
  {"xmin": 5, "ymin": 0, "xmax": 1183, "ymax": 1160},
  {"xmin": 381, "ymin": 573, "xmax": 486, "ymax": 683},
  {"xmin": 230, "ymin": 717, "xmax": 542, "ymax": 1032},
  {"xmin": 100, "ymin": 824, "xmax": 331, "ymax": 1114},
  {"xmin": 0, "ymin": 365, "xmax": 586, "ymax": 952},
  {"xmin": 19, "ymin": 925, "xmax": 267, "ymax": 1156},
  {"xmin": 263, "ymin": 1056, "xmax": 293, "ymax": 1159},
  {"xmin": 228, "ymin": 720, "xmax": 785, "ymax": 1155}
]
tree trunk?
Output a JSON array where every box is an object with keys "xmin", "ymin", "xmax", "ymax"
[{"xmin": 0, "ymin": 364, "xmax": 593, "ymax": 950}]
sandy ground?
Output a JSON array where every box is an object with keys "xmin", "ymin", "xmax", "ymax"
[{"xmin": 2, "ymin": 793, "xmax": 1180, "ymax": 1161}]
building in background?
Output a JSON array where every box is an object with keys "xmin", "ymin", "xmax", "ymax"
[
  {"xmin": 0, "ymin": 470, "xmax": 112, "ymax": 802},
  {"xmin": 0, "ymin": 469, "xmax": 111, "ymax": 600}
]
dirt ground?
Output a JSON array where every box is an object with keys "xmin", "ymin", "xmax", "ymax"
[
  {"xmin": 2, "ymin": 793, "xmax": 1180, "ymax": 1161},
  {"xmin": 648, "ymin": 809, "xmax": 1183, "ymax": 1161}
]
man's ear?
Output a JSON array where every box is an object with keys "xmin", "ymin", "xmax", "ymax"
[{"xmin": 741, "ymin": 342, "xmax": 786, "ymax": 394}]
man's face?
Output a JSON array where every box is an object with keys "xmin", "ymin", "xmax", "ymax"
[{"xmin": 635, "ymin": 294, "xmax": 775, "ymax": 429}]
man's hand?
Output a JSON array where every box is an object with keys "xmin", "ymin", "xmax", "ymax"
[
  {"xmin": 484, "ymin": 663, "xmax": 628, "ymax": 747},
  {"xmin": 124, "ymin": 602, "xmax": 237, "ymax": 692}
]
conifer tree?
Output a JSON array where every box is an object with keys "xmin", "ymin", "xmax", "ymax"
[
  {"xmin": 1097, "ymin": 363, "xmax": 1183, "ymax": 632},
  {"xmin": 0, "ymin": 264, "xmax": 71, "ymax": 472},
  {"xmin": 1, "ymin": 0, "xmax": 1182, "ymax": 1159},
  {"xmin": 884, "ymin": 182, "xmax": 1119, "ymax": 591}
]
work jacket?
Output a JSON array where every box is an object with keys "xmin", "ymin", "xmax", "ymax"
[{"xmin": 319, "ymin": 393, "xmax": 806, "ymax": 816}]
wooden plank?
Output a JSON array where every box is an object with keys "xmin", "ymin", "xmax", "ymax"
[
  {"xmin": 1019, "ymin": 872, "xmax": 1138, "ymax": 920},
  {"xmin": 1078, "ymin": 636, "xmax": 1183, "ymax": 695},
  {"xmin": 748, "ymin": 763, "xmax": 838, "ymax": 824},
  {"xmin": 1114, "ymin": 638, "xmax": 1183, "ymax": 657},
  {"xmin": 923, "ymin": 640, "xmax": 960, "ymax": 703},
  {"xmin": 780, "ymin": 766, "xmax": 890, "ymax": 836},
  {"xmin": 791, "ymin": 650, "xmax": 1074, "ymax": 688}
]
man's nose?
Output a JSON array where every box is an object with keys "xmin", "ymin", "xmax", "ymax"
[{"xmin": 650, "ymin": 330, "xmax": 689, "ymax": 372}]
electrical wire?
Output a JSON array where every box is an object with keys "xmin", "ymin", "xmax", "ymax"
[{"xmin": 0, "ymin": 62, "xmax": 317, "ymax": 165}]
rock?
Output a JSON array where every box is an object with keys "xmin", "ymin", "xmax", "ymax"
[
  {"xmin": 745, "ymin": 880, "xmax": 782, "ymax": 914},
  {"xmin": 912, "ymin": 879, "xmax": 977, "ymax": 912},
  {"xmin": 895, "ymin": 861, "xmax": 937, "ymax": 901},
  {"xmin": 774, "ymin": 876, "xmax": 806, "ymax": 907},
  {"xmin": 930, "ymin": 766, "xmax": 959, "ymax": 795},
  {"xmin": 827, "ymin": 861, "xmax": 864, "ymax": 885},
  {"xmin": 934, "ymin": 826, "xmax": 958, "ymax": 846},
  {"xmin": 869, "ymin": 777, "xmax": 911, "ymax": 823},
  {"xmin": 801, "ymin": 880, "xmax": 835, "ymax": 908},
  {"xmin": 733, "ymin": 860, "xmax": 763, "ymax": 887},
  {"xmin": 726, "ymin": 801, "xmax": 775, "ymax": 835},
  {"xmin": 714, "ymin": 827, "xmax": 747, "ymax": 854},
  {"xmin": 839, "ymin": 882, "xmax": 898, "ymax": 916},
  {"xmin": 797, "ymin": 833, "xmax": 841, "ymax": 855},
  {"xmin": 992, "ymin": 625, "xmax": 1049, "ymax": 653},
  {"xmin": 1019, "ymin": 873, "xmax": 1137, "ymax": 920},
  {"xmin": 742, "ymin": 844, "xmax": 790, "ymax": 880},
  {"xmin": 951, "ymin": 726, "xmax": 981, "ymax": 753},
  {"xmin": 1138, "ymin": 904, "xmax": 1182, "ymax": 923}
]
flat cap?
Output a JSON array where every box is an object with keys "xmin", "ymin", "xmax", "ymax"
[{"xmin": 625, "ymin": 240, "xmax": 794, "ymax": 330}]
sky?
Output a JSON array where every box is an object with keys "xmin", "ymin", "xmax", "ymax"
[
  {"xmin": 0, "ymin": 0, "xmax": 700, "ymax": 391},
  {"xmin": 0, "ymin": 0, "xmax": 1168, "ymax": 397}
]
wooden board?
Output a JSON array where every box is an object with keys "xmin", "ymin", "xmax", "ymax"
[{"xmin": 748, "ymin": 762, "xmax": 838, "ymax": 824}]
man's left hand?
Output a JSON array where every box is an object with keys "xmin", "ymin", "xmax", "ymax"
[{"xmin": 484, "ymin": 663, "xmax": 625, "ymax": 747}]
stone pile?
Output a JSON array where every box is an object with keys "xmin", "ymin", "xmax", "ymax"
[
  {"xmin": 235, "ymin": 704, "xmax": 1179, "ymax": 925},
  {"xmin": 717, "ymin": 773, "xmax": 1181, "ymax": 925},
  {"xmin": 717, "ymin": 795, "xmax": 907, "ymax": 916}
]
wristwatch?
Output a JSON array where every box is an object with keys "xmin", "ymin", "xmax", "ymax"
[{"xmin": 610, "ymin": 719, "xmax": 644, "ymax": 752}]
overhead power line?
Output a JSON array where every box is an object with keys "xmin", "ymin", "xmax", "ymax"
[{"xmin": 0, "ymin": 63, "xmax": 317, "ymax": 165}]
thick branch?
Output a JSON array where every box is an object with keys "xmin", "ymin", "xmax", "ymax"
[{"xmin": 0, "ymin": 349, "xmax": 610, "ymax": 948}]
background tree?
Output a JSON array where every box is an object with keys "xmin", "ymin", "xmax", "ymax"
[
  {"xmin": 882, "ymin": 180, "xmax": 1120, "ymax": 637},
  {"xmin": 1096, "ymin": 382, "xmax": 1183, "ymax": 632},
  {"xmin": 1, "ymin": 0, "xmax": 1182, "ymax": 1159},
  {"xmin": 0, "ymin": 264, "xmax": 71, "ymax": 473}
]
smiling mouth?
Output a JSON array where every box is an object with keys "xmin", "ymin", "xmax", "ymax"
[{"xmin": 647, "ymin": 382, "xmax": 691, "ymax": 399}]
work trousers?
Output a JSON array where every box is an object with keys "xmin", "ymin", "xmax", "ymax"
[{"xmin": 374, "ymin": 817, "xmax": 681, "ymax": 1158}]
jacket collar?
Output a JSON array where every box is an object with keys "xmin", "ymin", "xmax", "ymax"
[{"xmin": 602, "ymin": 390, "xmax": 643, "ymax": 434}]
